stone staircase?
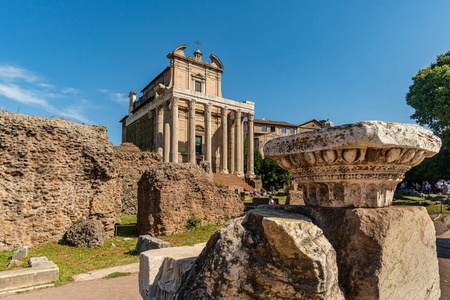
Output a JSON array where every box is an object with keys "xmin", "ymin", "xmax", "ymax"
[{"xmin": 213, "ymin": 173, "xmax": 255, "ymax": 192}]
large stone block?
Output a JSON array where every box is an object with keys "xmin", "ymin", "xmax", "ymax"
[
  {"xmin": 263, "ymin": 205, "xmax": 441, "ymax": 299},
  {"xmin": 139, "ymin": 244, "xmax": 205, "ymax": 300},
  {"xmin": 177, "ymin": 209, "xmax": 344, "ymax": 299},
  {"xmin": 137, "ymin": 163, "xmax": 244, "ymax": 236},
  {"xmin": 0, "ymin": 263, "xmax": 59, "ymax": 292}
]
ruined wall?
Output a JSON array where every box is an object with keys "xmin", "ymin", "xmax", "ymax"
[
  {"xmin": 114, "ymin": 143, "xmax": 162, "ymax": 214},
  {"xmin": 137, "ymin": 163, "xmax": 244, "ymax": 236},
  {"xmin": 125, "ymin": 113, "xmax": 154, "ymax": 151},
  {"xmin": 0, "ymin": 112, "xmax": 122, "ymax": 251}
]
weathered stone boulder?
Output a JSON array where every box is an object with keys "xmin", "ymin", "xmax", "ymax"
[
  {"xmin": 137, "ymin": 163, "xmax": 244, "ymax": 236},
  {"xmin": 64, "ymin": 220, "xmax": 105, "ymax": 248},
  {"xmin": 261, "ymin": 205, "xmax": 441, "ymax": 300},
  {"xmin": 12, "ymin": 246, "xmax": 28, "ymax": 261},
  {"xmin": 0, "ymin": 111, "xmax": 122, "ymax": 251},
  {"xmin": 177, "ymin": 209, "xmax": 344, "ymax": 299},
  {"xmin": 114, "ymin": 143, "xmax": 161, "ymax": 214},
  {"xmin": 136, "ymin": 235, "xmax": 170, "ymax": 254}
]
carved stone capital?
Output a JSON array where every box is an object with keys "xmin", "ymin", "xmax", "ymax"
[
  {"xmin": 248, "ymin": 114, "xmax": 254, "ymax": 122},
  {"xmin": 189, "ymin": 99, "xmax": 197, "ymax": 110},
  {"xmin": 264, "ymin": 121, "xmax": 441, "ymax": 208},
  {"xmin": 221, "ymin": 107, "xmax": 229, "ymax": 117},
  {"xmin": 205, "ymin": 103, "xmax": 212, "ymax": 114},
  {"xmin": 171, "ymin": 97, "xmax": 179, "ymax": 106}
]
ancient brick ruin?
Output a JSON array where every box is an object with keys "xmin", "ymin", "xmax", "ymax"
[
  {"xmin": 114, "ymin": 143, "xmax": 161, "ymax": 214},
  {"xmin": 137, "ymin": 163, "xmax": 244, "ymax": 236},
  {"xmin": 0, "ymin": 112, "xmax": 122, "ymax": 251}
]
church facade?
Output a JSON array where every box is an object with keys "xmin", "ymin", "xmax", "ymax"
[{"xmin": 120, "ymin": 45, "xmax": 256, "ymax": 178}]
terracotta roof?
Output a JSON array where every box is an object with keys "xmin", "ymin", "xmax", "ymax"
[
  {"xmin": 298, "ymin": 119, "xmax": 323, "ymax": 127},
  {"xmin": 253, "ymin": 119, "xmax": 298, "ymax": 127},
  {"xmin": 213, "ymin": 173, "xmax": 255, "ymax": 192}
]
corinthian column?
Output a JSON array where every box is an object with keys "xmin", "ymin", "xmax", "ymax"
[
  {"xmin": 235, "ymin": 109, "xmax": 243, "ymax": 177},
  {"xmin": 156, "ymin": 105, "xmax": 163, "ymax": 156},
  {"xmin": 205, "ymin": 103, "xmax": 212, "ymax": 166},
  {"xmin": 163, "ymin": 101, "xmax": 170, "ymax": 162},
  {"xmin": 188, "ymin": 99, "xmax": 197, "ymax": 164},
  {"xmin": 170, "ymin": 97, "xmax": 179, "ymax": 163},
  {"xmin": 247, "ymin": 114, "xmax": 255, "ymax": 178},
  {"xmin": 221, "ymin": 107, "xmax": 228, "ymax": 173},
  {"xmin": 229, "ymin": 113, "xmax": 235, "ymax": 174}
]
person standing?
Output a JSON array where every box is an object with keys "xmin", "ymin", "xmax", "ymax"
[{"xmin": 268, "ymin": 195, "xmax": 276, "ymax": 205}]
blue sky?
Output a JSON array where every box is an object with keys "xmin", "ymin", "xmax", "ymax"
[{"xmin": 0, "ymin": 1, "xmax": 449, "ymax": 145}]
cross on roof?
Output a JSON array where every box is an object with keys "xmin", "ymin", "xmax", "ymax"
[{"xmin": 195, "ymin": 40, "xmax": 201, "ymax": 49}]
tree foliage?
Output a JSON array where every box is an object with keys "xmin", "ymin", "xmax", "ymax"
[
  {"xmin": 405, "ymin": 50, "xmax": 450, "ymax": 183},
  {"xmin": 244, "ymin": 138, "xmax": 292, "ymax": 190},
  {"xmin": 406, "ymin": 50, "xmax": 450, "ymax": 135}
]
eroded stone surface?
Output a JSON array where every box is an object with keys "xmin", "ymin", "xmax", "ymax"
[
  {"xmin": 0, "ymin": 111, "xmax": 122, "ymax": 251},
  {"xmin": 137, "ymin": 163, "xmax": 244, "ymax": 236},
  {"xmin": 135, "ymin": 235, "xmax": 170, "ymax": 254},
  {"xmin": 64, "ymin": 219, "xmax": 105, "ymax": 248},
  {"xmin": 261, "ymin": 205, "xmax": 441, "ymax": 300},
  {"xmin": 177, "ymin": 209, "xmax": 344, "ymax": 299},
  {"xmin": 264, "ymin": 121, "xmax": 441, "ymax": 207}
]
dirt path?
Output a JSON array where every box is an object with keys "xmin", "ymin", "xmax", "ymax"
[
  {"xmin": 438, "ymin": 229, "xmax": 450, "ymax": 300},
  {"xmin": 0, "ymin": 273, "xmax": 141, "ymax": 300}
]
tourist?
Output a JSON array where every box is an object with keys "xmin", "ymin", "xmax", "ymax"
[{"xmin": 268, "ymin": 196, "xmax": 276, "ymax": 205}]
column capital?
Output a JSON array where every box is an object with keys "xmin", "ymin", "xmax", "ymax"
[
  {"xmin": 189, "ymin": 99, "xmax": 197, "ymax": 109},
  {"xmin": 221, "ymin": 106, "xmax": 229, "ymax": 116},
  {"xmin": 248, "ymin": 114, "xmax": 254, "ymax": 122},
  {"xmin": 235, "ymin": 109, "xmax": 242, "ymax": 117},
  {"xmin": 171, "ymin": 97, "xmax": 179, "ymax": 106},
  {"xmin": 205, "ymin": 103, "xmax": 212, "ymax": 114}
]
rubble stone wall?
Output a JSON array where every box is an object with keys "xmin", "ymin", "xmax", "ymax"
[
  {"xmin": 137, "ymin": 163, "xmax": 244, "ymax": 236},
  {"xmin": 114, "ymin": 143, "xmax": 161, "ymax": 214},
  {"xmin": 0, "ymin": 112, "xmax": 122, "ymax": 251}
]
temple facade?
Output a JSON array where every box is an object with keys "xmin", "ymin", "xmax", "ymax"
[{"xmin": 120, "ymin": 45, "xmax": 255, "ymax": 178}]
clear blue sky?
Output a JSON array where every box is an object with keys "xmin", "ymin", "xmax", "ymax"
[{"xmin": 0, "ymin": 1, "xmax": 449, "ymax": 145}]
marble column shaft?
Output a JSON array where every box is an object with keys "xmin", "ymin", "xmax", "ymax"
[
  {"xmin": 170, "ymin": 97, "xmax": 179, "ymax": 163},
  {"xmin": 235, "ymin": 110, "xmax": 243, "ymax": 176},
  {"xmin": 188, "ymin": 100, "xmax": 197, "ymax": 164},
  {"xmin": 221, "ymin": 107, "xmax": 228, "ymax": 173},
  {"xmin": 156, "ymin": 106, "xmax": 163, "ymax": 156},
  {"xmin": 205, "ymin": 103, "xmax": 212, "ymax": 165},
  {"xmin": 229, "ymin": 113, "xmax": 235, "ymax": 174},
  {"xmin": 247, "ymin": 114, "xmax": 255, "ymax": 177},
  {"xmin": 163, "ymin": 101, "xmax": 170, "ymax": 162}
]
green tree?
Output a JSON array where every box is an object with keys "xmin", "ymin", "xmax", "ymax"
[
  {"xmin": 260, "ymin": 157, "xmax": 292, "ymax": 191},
  {"xmin": 406, "ymin": 50, "xmax": 450, "ymax": 135},
  {"xmin": 405, "ymin": 50, "xmax": 450, "ymax": 183}
]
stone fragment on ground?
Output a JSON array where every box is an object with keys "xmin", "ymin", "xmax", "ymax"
[
  {"xmin": 11, "ymin": 247, "xmax": 28, "ymax": 261},
  {"xmin": 135, "ymin": 235, "xmax": 170, "ymax": 254},
  {"xmin": 139, "ymin": 243, "xmax": 205, "ymax": 300},
  {"xmin": 7, "ymin": 260, "xmax": 24, "ymax": 269},
  {"xmin": 29, "ymin": 257, "xmax": 56, "ymax": 268},
  {"xmin": 137, "ymin": 162, "xmax": 244, "ymax": 236},
  {"xmin": 177, "ymin": 209, "xmax": 344, "ymax": 300},
  {"xmin": 64, "ymin": 219, "xmax": 105, "ymax": 248}
]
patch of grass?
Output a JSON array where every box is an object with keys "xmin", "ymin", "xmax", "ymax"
[
  {"xmin": 0, "ymin": 222, "xmax": 221, "ymax": 284},
  {"xmin": 215, "ymin": 181, "xmax": 224, "ymax": 188},
  {"xmin": 159, "ymin": 223, "xmax": 221, "ymax": 246},
  {"xmin": 102, "ymin": 272, "xmax": 131, "ymax": 279},
  {"xmin": 426, "ymin": 203, "xmax": 450, "ymax": 214},
  {"xmin": 120, "ymin": 213, "xmax": 137, "ymax": 224}
]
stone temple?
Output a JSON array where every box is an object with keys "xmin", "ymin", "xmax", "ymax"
[{"xmin": 120, "ymin": 45, "xmax": 256, "ymax": 178}]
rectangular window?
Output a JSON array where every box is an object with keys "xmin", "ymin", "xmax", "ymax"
[
  {"xmin": 262, "ymin": 125, "xmax": 267, "ymax": 132},
  {"xmin": 195, "ymin": 81, "xmax": 202, "ymax": 92},
  {"xmin": 290, "ymin": 128, "xmax": 295, "ymax": 134},
  {"xmin": 195, "ymin": 136, "xmax": 202, "ymax": 155},
  {"xmin": 271, "ymin": 126, "xmax": 276, "ymax": 132},
  {"xmin": 282, "ymin": 127, "xmax": 286, "ymax": 133}
]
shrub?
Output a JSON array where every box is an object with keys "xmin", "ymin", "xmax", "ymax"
[{"xmin": 185, "ymin": 214, "xmax": 202, "ymax": 230}]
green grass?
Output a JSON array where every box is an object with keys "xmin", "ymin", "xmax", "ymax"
[
  {"xmin": 0, "ymin": 222, "xmax": 221, "ymax": 284},
  {"xmin": 426, "ymin": 203, "xmax": 450, "ymax": 214},
  {"xmin": 120, "ymin": 213, "xmax": 137, "ymax": 224},
  {"xmin": 102, "ymin": 272, "xmax": 131, "ymax": 279}
]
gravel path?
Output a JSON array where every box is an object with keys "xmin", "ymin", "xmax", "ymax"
[{"xmin": 0, "ymin": 273, "xmax": 141, "ymax": 300}]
